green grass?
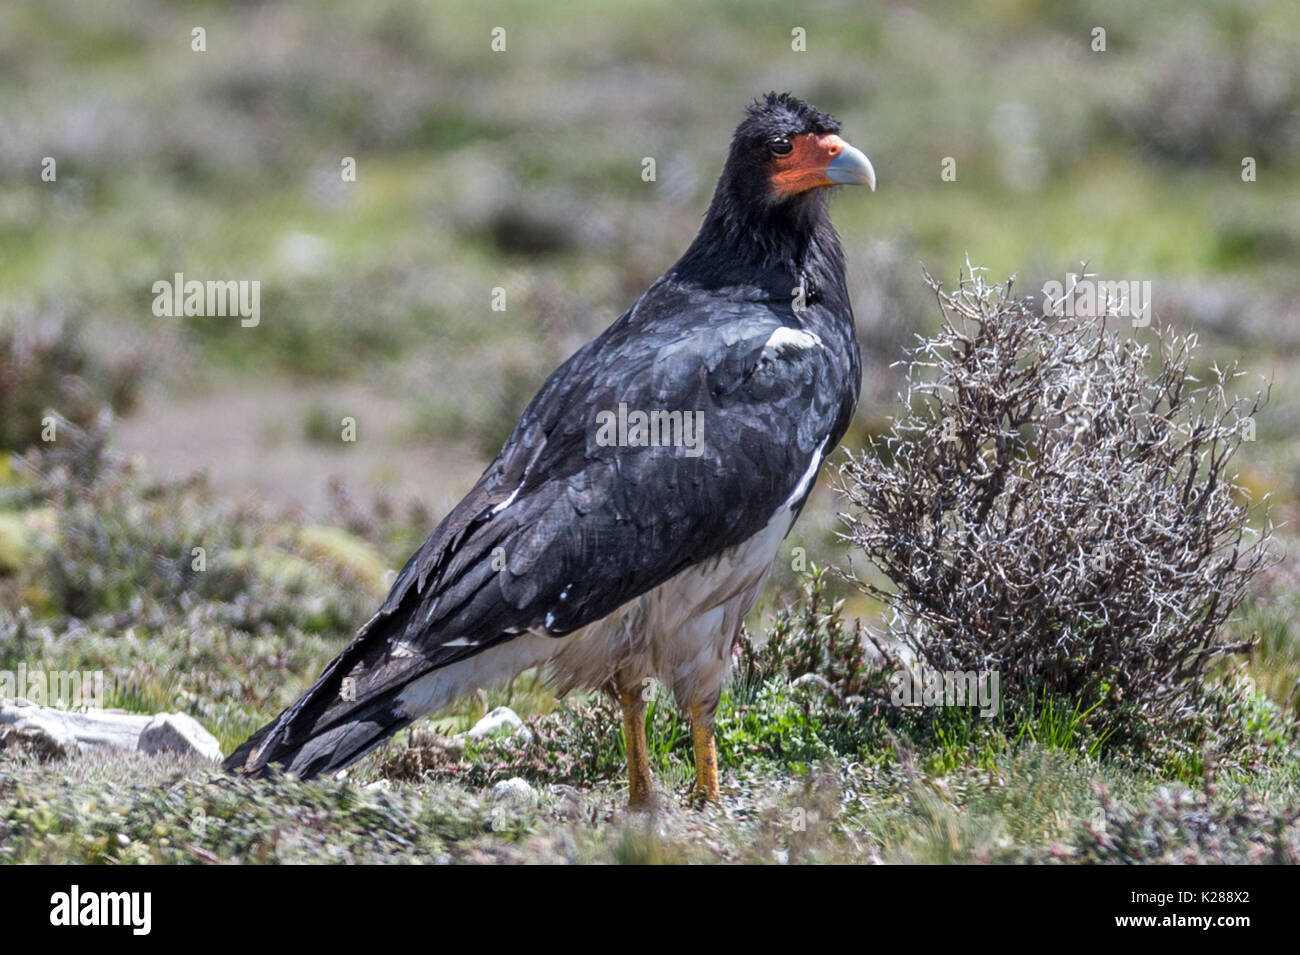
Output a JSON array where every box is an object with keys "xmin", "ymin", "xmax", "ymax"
[
  {"xmin": 1014, "ymin": 689, "xmax": 1116, "ymax": 759},
  {"xmin": 4, "ymin": 733, "xmax": 1297, "ymax": 864}
]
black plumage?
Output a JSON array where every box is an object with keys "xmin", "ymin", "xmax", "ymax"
[{"xmin": 226, "ymin": 93, "xmax": 872, "ymax": 793}]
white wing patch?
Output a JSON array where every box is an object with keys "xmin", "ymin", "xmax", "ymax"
[
  {"xmin": 761, "ymin": 326, "xmax": 823, "ymax": 362},
  {"xmin": 785, "ymin": 439, "xmax": 827, "ymax": 512},
  {"xmin": 490, "ymin": 484, "xmax": 521, "ymax": 515}
]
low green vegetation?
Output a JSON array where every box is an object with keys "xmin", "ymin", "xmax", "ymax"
[{"xmin": 2, "ymin": 437, "xmax": 1296, "ymax": 862}]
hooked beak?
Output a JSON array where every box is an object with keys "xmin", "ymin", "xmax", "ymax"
[{"xmin": 825, "ymin": 141, "xmax": 877, "ymax": 191}]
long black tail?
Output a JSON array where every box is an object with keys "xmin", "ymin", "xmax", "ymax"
[
  {"xmin": 223, "ymin": 612, "xmax": 418, "ymax": 780},
  {"xmin": 222, "ymin": 692, "xmax": 414, "ymax": 781}
]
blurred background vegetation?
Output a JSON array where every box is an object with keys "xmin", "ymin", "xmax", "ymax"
[{"xmin": 3, "ymin": 0, "xmax": 1297, "ymax": 520}]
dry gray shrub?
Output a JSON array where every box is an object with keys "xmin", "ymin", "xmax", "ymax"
[{"xmin": 838, "ymin": 265, "xmax": 1273, "ymax": 721}]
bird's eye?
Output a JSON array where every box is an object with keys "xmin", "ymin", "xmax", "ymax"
[{"xmin": 768, "ymin": 137, "xmax": 793, "ymax": 157}]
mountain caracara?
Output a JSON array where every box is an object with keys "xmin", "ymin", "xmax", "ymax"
[{"xmin": 225, "ymin": 92, "xmax": 876, "ymax": 806}]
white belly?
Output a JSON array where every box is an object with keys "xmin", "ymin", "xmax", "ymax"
[
  {"xmin": 546, "ymin": 501, "xmax": 795, "ymax": 712},
  {"xmin": 397, "ymin": 445, "xmax": 823, "ymax": 721},
  {"xmin": 547, "ymin": 443, "xmax": 822, "ymax": 712}
]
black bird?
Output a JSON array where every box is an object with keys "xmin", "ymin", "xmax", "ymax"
[{"xmin": 225, "ymin": 92, "xmax": 875, "ymax": 805}]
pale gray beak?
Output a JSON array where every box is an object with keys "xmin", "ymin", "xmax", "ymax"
[{"xmin": 826, "ymin": 143, "xmax": 877, "ymax": 191}]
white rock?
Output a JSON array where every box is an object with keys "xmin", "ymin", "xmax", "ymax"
[
  {"xmin": 0, "ymin": 697, "xmax": 149, "ymax": 753},
  {"xmin": 1, "ymin": 697, "xmax": 224, "ymax": 762},
  {"xmin": 464, "ymin": 705, "xmax": 529, "ymax": 740},
  {"xmin": 490, "ymin": 777, "xmax": 537, "ymax": 805},
  {"xmin": 138, "ymin": 713, "xmax": 223, "ymax": 762}
]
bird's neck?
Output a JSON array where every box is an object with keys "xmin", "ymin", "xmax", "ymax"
[{"xmin": 671, "ymin": 192, "xmax": 848, "ymax": 309}]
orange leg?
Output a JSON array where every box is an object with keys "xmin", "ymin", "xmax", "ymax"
[
  {"xmin": 691, "ymin": 707, "xmax": 720, "ymax": 802},
  {"xmin": 619, "ymin": 688, "xmax": 652, "ymax": 809}
]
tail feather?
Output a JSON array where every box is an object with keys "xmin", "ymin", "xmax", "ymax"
[
  {"xmin": 222, "ymin": 684, "xmax": 415, "ymax": 780},
  {"xmin": 224, "ymin": 575, "xmax": 559, "ymax": 781},
  {"xmin": 224, "ymin": 609, "xmax": 420, "ymax": 780}
]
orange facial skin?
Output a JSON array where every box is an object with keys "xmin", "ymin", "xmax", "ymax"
[{"xmin": 769, "ymin": 133, "xmax": 851, "ymax": 197}]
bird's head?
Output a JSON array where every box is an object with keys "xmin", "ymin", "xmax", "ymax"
[
  {"xmin": 725, "ymin": 92, "xmax": 876, "ymax": 210},
  {"xmin": 678, "ymin": 92, "xmax": 876, "ymax": 286}
]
